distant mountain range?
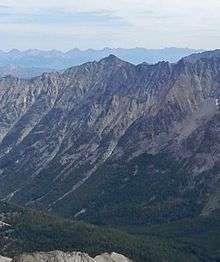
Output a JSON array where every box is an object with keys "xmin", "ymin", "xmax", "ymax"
[{"xmin": 0, "ymin": 47, "xmax": 204, "ymax": 78}]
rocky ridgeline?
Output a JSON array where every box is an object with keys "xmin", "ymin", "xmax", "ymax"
[{"xmin": 1, "ymin": 251, "xmax": 133, "ymax": 262}]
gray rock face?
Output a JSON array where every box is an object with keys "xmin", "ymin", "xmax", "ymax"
[
  {"xmin": 0, "ymin": 256, "xmax": 11, "ymax": 262},
  {"xmin": 12, "ymin": 251, "xmax": 95, "ymax": 262},
  {"xmin": 11, "ymin": 251, "xmax": 133, "ymax": 262},
  {"xmin": 0, "ymin": 51, "xmax": 219, "ymax": 224},
  {"xmin": 94, "ymin": 252, "xmax": 133, "ymax": 262}
]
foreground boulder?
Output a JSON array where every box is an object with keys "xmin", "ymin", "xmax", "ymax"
[
  {"xmin": 11, "ymin": 251, "xmax": 133, "ymax": 262},
  {"xmin": 11, "ymin": 251, "xmax": 95, "ymax": 262},
  {"xmin": 94, "ymin": 252, "xmax": 133, "ymax": 262},
  {"xmin": 0, "ymin": 256, "xmax": 11, "ymax": 262}
]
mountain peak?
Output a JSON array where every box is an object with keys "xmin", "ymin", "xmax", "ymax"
[
  {"xmin": 107, "ymin": 54, "xmax": 118, "ymax": 59},
  {"xmin": 99, "ymin": 54, "xmax": 126, "ymax": 65}
]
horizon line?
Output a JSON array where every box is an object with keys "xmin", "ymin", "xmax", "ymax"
[{"xmin": 0, "ymin": 46, "xmax": 208, "ymax": 53}]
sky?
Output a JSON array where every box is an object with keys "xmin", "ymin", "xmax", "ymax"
[{"xmin": 0, "ymin": 0, "xmax": 219, "ymax": 51}]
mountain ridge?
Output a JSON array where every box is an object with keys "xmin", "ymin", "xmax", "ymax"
[{"xmin": 0, "ymin": 50, "xmax": 219, "ymax": 226}]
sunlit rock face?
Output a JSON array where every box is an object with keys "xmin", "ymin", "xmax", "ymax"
[
  {"xmin": 12, "ymin": 251, "xmax": 95, "ymax": 262},
  {"xmin": 0, "ymin": 51, "xmax": 219, "ymax": 225},
  {"xmin": 0, "ymin": 256, "xmax": 11, "ymax": 262},
  {"xmin": 94, "ymin": 252, "xmax": 133, "ymax": 262},
  {"xmin": 11, "ymin": 251, "xmax": 133, "ymax": 262}
]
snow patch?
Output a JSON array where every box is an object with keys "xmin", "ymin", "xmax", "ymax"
[
  {"xmin": 0, "ymin": 221, "xmax": 11, "ymax": 228},
  {"xmin": 74, "ymin": 208, "xmax": 86, "ymax": 218}
]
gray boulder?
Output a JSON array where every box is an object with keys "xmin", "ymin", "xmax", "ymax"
[
  {"xmin": 94, "ymin": 252, "xmax": 133, "ymax": 262},
  {"xmin": 0, "ymin": 256, "xmax": 11, "ymax": 262},
  {"xmin": 11, "ymin": 251, "xmax": 133, "ymax": 262}
]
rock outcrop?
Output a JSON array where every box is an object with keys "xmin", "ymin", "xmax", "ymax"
[
  {"xmin": 11, "ymin": 251, "xmax": 133, "ymax": 262},
  {"xmin": 0, "ymin": 256, "xmax": 11, "ymax": 262},
  {"xmin": 12, "ymin": 251, "xmax": 95, "ymax": 262},
  {"xmin": 94, "ymin": 252, "xmax": 133, "ymax": 262}
]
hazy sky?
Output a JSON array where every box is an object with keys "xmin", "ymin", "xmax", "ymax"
[{"xmin": 0, "ymin": 0, "xmax": 219, "ymax": 50}]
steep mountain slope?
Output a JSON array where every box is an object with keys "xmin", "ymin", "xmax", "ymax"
[{"xmin": 0, "ymin": 51, "xmax": 219, "ymax": 226}]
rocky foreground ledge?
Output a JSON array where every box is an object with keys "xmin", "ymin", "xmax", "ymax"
[
  {"xmin": 0, "ymin": 256, "xmax": 11, "ymax": 262},
  {"xmin": 0, "ymin": 251, "xmax": 133, "ymax": 262}
]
